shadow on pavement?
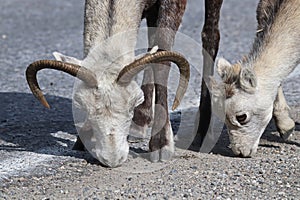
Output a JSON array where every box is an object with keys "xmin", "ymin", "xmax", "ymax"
[
  {"xmin": 261, "ymin": 119, "xmax": 300, "ymax": 147},
  {"xmin": 0, "ymin": 92, "xmax": 98, "ymax": 163}
]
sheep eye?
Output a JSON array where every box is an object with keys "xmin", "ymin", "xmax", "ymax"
[{"xmin": 236, "ymin": 114, "xmax": 248, "ymax": 125}]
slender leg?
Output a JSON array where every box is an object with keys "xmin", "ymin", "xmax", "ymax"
[
  {"xmin": 129, "ymin": 3, "xmax": 160, "ymax": 141},
  {"xmin": 273, "ymin": 85, "xmax": 295, "ymax": 140},
  {"xmin": 147, "ymin": 0, "xmax": 187, "ymax": 162},
  {"xmin": 129, "ymin": 68, "xmax": 154, "ymax": 141},
  {"xmin": 190, "ymin": 0, "xmax": 223, "ymax": 151}
]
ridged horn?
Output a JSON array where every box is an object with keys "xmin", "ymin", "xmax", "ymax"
[
  {"xmin": 116, "ymin": 51, "xmax": 190, "ymax": 110},
  {"xmin": 26, "ymin": 60, "xmax": 97, "ymax": 108}
]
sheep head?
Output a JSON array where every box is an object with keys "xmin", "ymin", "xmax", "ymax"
[
  {"xmin": 210, "ymin": 58, "xmax": 274, "ymax": 157},
  {"xmin": 26, "ymin": 50, "xmax": 190, "ymax": 167}
]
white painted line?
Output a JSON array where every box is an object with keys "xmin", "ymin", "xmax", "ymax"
[{"xmin": 0, "ymin": 131, "xmax": 76, "ymax": 182}]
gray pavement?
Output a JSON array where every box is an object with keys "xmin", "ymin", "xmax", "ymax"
[{"xmin": 0, "ymin": 0, "xmax": 299, "ymax": 199}]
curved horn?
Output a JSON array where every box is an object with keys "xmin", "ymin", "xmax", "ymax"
[
  {"xmin": 116, "ymin": 51, "xmax": 190, "ymax": 110},
  {"xmin": 26, "ymin": 60, "xmax": 97, "ymax": 108}
]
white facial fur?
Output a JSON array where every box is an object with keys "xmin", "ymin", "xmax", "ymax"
[
  {"xmin": 211, "ymin": 58, "xmax": 275, "ymax": 157},
  {"xmin": 224, "ymin": 88, "xmax": 273, "ymax": 157},
  {"xmin": 54, "ymin": 52, "xmax": 144, "ymax": 167}
]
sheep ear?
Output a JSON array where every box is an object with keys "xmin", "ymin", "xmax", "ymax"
[
  {"xmin": 216, "ymin": 58, "xmax": 233, "ymax": 80},
  {"xmin": 239, "ymin": 67, "xmax": 257, "ymax": 93},
  {"xmin": 53, "ymin": 52, "xmax": 82, "ymax": 65}
]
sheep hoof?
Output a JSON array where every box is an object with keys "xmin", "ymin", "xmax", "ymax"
[
  {"xmin": 149, "ymin": 143, "xmax": 174, "ymax": 162},
  {"xmin": 160, "ymin": 147, "xmax": 174, "ymax": 162},
  {"xmin": 149, "ymin": 151, "xmax": 160, "ymax": 163},
  {"xmin": 279, "ymin": 127, "xmax": 294, "ymax": 141},
  {"xmin": 275, "ymin": 117, "xmax": 295, "ymax": 140}
]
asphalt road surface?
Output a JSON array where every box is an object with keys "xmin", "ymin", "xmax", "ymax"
[{"xmin": 0, "ymin": 0, "xmax": 299, "ymax": 199}]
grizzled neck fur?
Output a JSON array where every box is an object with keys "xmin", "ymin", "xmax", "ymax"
[{"xmin": 242, "ymin": 0, "xmax": 300, "ymax": 87}]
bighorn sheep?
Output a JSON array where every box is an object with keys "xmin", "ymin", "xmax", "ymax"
[
  {"xmin": 26, "ymin": 0, "xmax": 189, "ymax": 167},
  {"xmin": 211, "ymin": 0, "xmax": 299, "ymax": 157}
]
